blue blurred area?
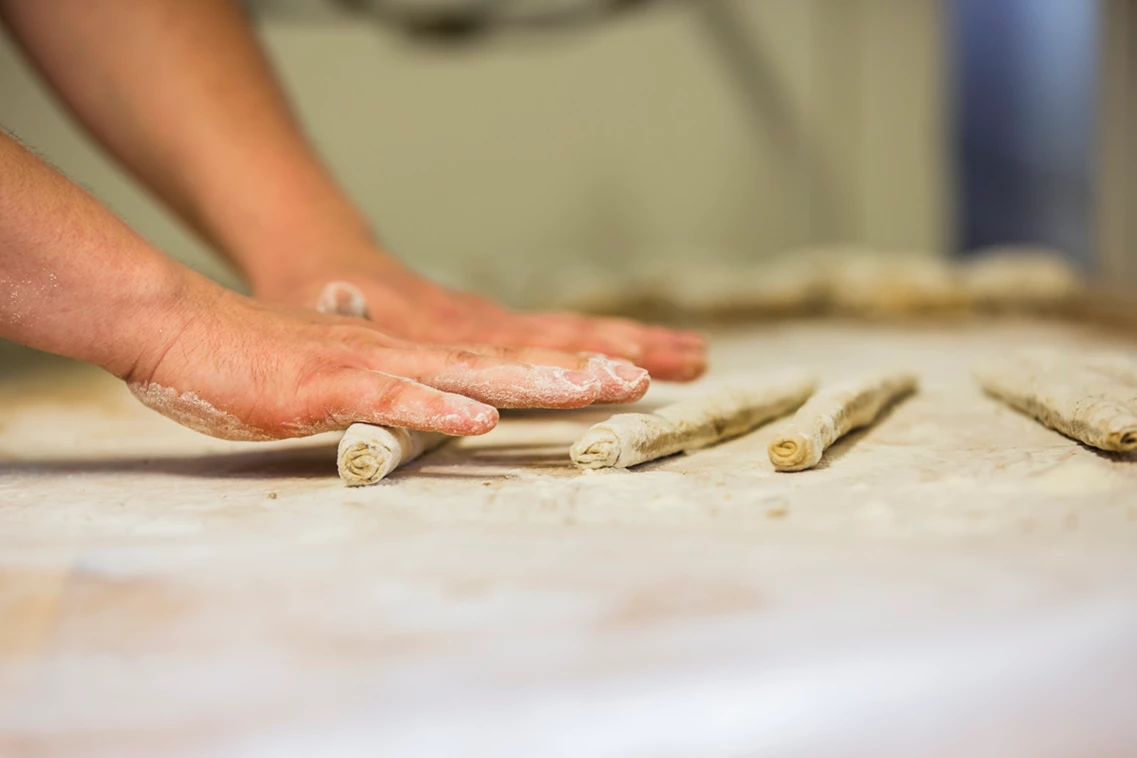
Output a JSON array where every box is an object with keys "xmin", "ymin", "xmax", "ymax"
[{"xmin": 954, "ymin": 0, "xmax": 1098, "ymax": 267}]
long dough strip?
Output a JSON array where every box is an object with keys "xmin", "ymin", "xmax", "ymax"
[
  {"xmin": 974, "ymin": 359, "xmax": 1137, "ymax": 453},
  {"xmin": 337, "ymin": 424, "xmax": 452, "ymax": 486},
  {"xmin": 570, "ymin": 373, "xmax": 816, "ymax": 470},
  {"xmin": 963, "ymin": 247, "xmax": 1084, "ymax": 312},
  {"xmin": 768, "ymin": 370, "xmax": 918, "ymax": 472},
  {"xmin": 1010, "ymin": 347, "xmax": 1137, "ymax": 394},
  {"xmin": 316, "ymin": 281, "xmax": 453, "ymax": 486}
]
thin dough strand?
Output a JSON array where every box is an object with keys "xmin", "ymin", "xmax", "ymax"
[
  {"xmin": 571, "ymin": 373, "xmax": 817, "ymax": 470},
  {"xmin": 768, "ymin": 371, "xmax": 918, "ymax": 472}
]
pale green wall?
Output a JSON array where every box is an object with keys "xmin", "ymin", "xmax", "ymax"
[{"xmin": 0, "ymin": 1, "xmax": 948, "ymax": 366}]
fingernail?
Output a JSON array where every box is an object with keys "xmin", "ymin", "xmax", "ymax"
[
  {"xmin": 462, "ymin": 403, "xmax": 499, "ymax": 431},
  {"xmin": 580, "ymin": 351, "xmax": 635, "ymax": 366},
  {"xmin": 615, "ymin": 365, "xmax": 649, "ymax": 384},
  {"xmin": 563, "ymin": 370, "xmax": 601, "ymax": 390},
  {"xmin": 317, "ymin": 281, "xmax": 370, "ymax": 319},
  {"xmin": 472, "ymin": 404, "xmax": 497, "ymax": 421},
  {"xmin": 611, "ymin": 343, "xmax": 644, "ymax": 361}
]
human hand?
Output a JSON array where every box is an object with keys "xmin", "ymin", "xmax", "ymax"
[
  {"xmin": 125, "ymin": 277, "xmax": 649, "ymax": 442},
  {"xmin": 251, "ymin": 250, "xmax": 707, "ymax": 382}
]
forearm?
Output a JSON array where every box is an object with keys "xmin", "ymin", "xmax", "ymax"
[
  {"xmin": 0, "ymin": 129, "xmax": 189, "ymax": 377},
  {"xmin": 0, "ymin": 0, "xmax": 381, "ymax": 285}
]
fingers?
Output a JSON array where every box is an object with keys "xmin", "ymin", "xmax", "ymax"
[
  {"xmin": 582, "ymin": 354, "xmax": 651, "ymax": 403},
  {"xmin": 639, "ymin": 322, "xmax": 706, "ymax": 350},
  {"xmin": 672, "ymin": 329, "xmax": 707, "ymax": 349},
  {"xmin": 365, "ymin": 348, "xmax": 605, "ymax": 409},
  {"xmin": 445, "ymin": 343, "xmax": 650, "ymax": 404},
  {"xmin": 305, "ymin": 368, "xmax": 498, "ymax": 435},
  {"xmin": 639, "ymin": 345, "xmax": 707, "ymax": 382},
  {"xmin": 314, "ymin": 275, "xmax": 705, "ymax": 383},
  {"xmin": 446, "ymin": 342, "xmax": 593, "ymax": 370},
  {"xmin": 530, "ymin": 312, "xmax": 649, "ymax": 352},
  {"xmin": 634, "ymin": 325, "xmax": 707, "ymax": 381},
  {"xmin": 566, "ymin": 319, "xmax": 706, "ymax": 382},
  {"xmin": 507, "ymin": 317, "xmax": 646, "ymax": 362},
  {"xmin": 314, "ymin": 281, "xmax": 647, "ymax": 405},
  {"xmin": 489, "ymin": 313, "xmax": 708, "ymax": 383}
]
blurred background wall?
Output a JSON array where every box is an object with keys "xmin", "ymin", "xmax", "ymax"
[
  {"xmin": 1099, "ymin": 0, "xmax": 1137, "ymax": 289},
  {"xmin": 7, "ymin": 0, "xmax": 1132, "ymax": 371},
  {"xmin": 953, "ymin": 0, "xmax": 1098, "ymax": 269},
  {"xmin": 0, "ymin": 0, "xmax": 948, "ymax": 312}
]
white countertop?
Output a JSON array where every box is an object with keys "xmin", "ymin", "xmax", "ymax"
[{"xmin": 2, "ymin": 321, "xmax": 1135, "ymax": 757}]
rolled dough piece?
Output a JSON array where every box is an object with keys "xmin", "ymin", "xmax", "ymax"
[
  {"xmin": 649, "ymin": 257, "xmax": 826, "ymax": 319},
  {"xmin": 338, "ymin": 424, "xmax": 452, "ymax": 486},
  {"xmin": 823, "ymin": 254, "xmax": 968, "ymax": 317},
  {"xmin": 974, "ymin": 358, "xmax": 1137, "ymax": 452},
  {"xmin": 570, "ymin": 373, "xmax": 817, "ymax": 470},
  {"xmin": 768, "ymin": 370, "xmax": 918, "ymax": 471},
  {"xmin": 963, "ymin": 246, "xmax": 1083, "ymax": 312},
  {"xmin": 316, "ymin": 281, "xmax": 452, "ymax": 486}
]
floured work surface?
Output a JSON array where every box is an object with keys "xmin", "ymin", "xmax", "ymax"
[{"xmin": 2, "ymin": 321, "xmax": 1137, "ymax": 758}]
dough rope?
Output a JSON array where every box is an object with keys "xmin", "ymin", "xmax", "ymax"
[
  {"xmin": 824, "ymin": 255, "xmax": 968, "ymax": 317},
  {"xmin": 570, "ymin": 373, "xmax": 816, "ymax": 470},
  {"xmin": 337, "ymin": 424, "xmax": 452, "ymax": 486},
  {"xmin": 768, "ymin": 370, "xmax": 918, "ymax": 472},
  {"xmin": 553, "ymin": 247, "xmax": 1083, "ymax": 321},
  {"xmin": 974, "ymin": 355, "xmax": 1137, "ymax": 453},
  {"xmin": 963, "ymin": 246, "xmax": 1084, "ymax": 312}
]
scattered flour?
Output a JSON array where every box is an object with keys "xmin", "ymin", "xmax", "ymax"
[
  {"xmin": 430, "ymin": 364, "xmax": 600, "ymax": 409},
  {"xmin": 585, "ymin": 355, "xmax": 651, "ymax": 401},
  {"xmin": 128, "ymin": 383, "xmax": 275, "ymax": 442},
  {"xmin": 1032, "ymin": 461, "xmax": 1130, "ymax": 495}
]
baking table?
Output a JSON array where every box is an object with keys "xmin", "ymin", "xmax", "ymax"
[{"xmin": 2, "ymin": 321, "xmax": 1136, "ymax": 757}]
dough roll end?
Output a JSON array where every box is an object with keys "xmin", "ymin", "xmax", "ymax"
[
  {"xmin": 338, "ymin": 440, "xmax": 399, "ymax": 486},
  {"xmin": 768, "ymin": 430, "xmax": 820, "ymax": 472},
  {"xmin": 570, "ymin": 428, "xmax": 623, "ymax": 469},
  {"xmin": 1107, "ymin": 426, "xmax": 1137, "ymax": 453},
  {"xmin": 337, "ymin": 426, "xmax": 402, "ymax": 486}
]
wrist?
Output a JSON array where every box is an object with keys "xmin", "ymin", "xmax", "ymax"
[
  {"xmin": 99, "ymin": 257, "xmax": 200, "ymax": 381},
  {"xmin": 242, "ymin": 228, "xmax": 408, "ymax": 297},
  {"xmin": 196, "ymin": 163, "xmax": 401, "ymax": 290}
]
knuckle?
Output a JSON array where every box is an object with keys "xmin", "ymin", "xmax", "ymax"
[
  {"xmin": 371, "ymin": 374, "xmax": 413, "ymax": 409},
  {"xmin": 444, "ymin": 350, "xmax": 482, "ymax": 370}
]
